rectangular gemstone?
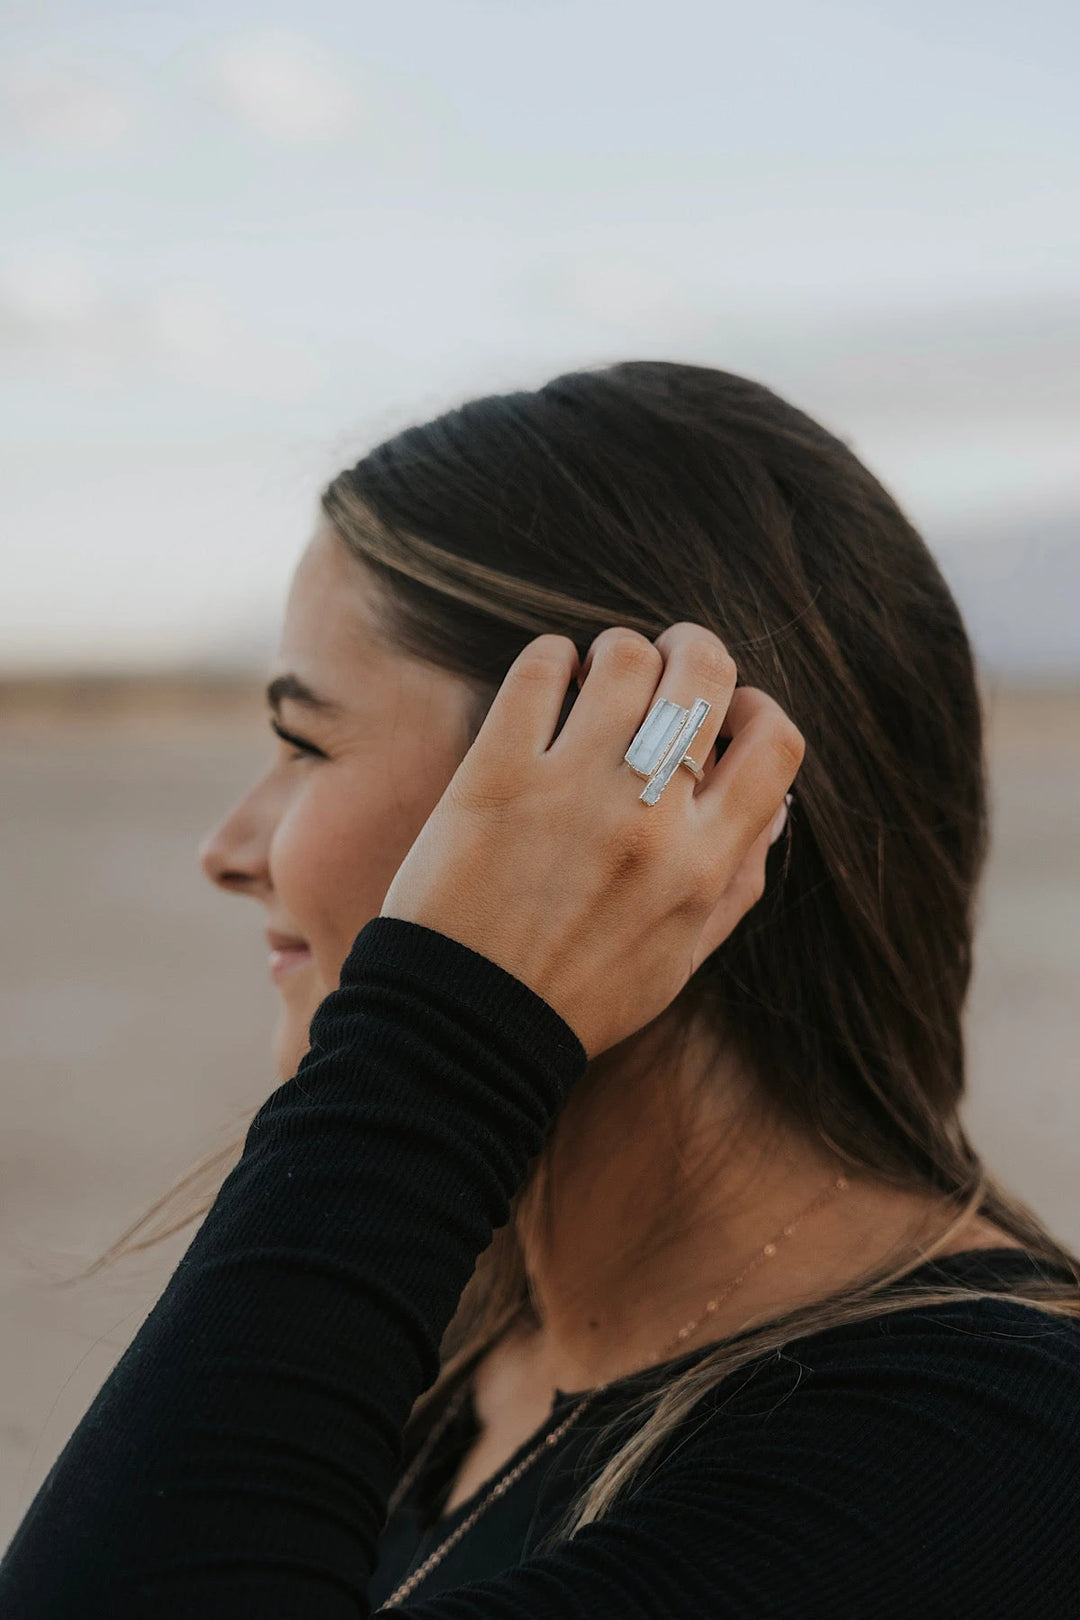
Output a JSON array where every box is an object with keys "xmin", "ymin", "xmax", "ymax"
[
  {"xmin": 625, "ymin": 698, "xmax": 687, "ymax": 778},
  {"xmin": 640, "ymin": 698, "xmax": 711, "ymax": 804}
]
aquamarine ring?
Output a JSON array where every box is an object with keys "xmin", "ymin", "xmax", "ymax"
[{"xmin": 623, "ymin": 696, "xmax": 711, "ymax": 806}]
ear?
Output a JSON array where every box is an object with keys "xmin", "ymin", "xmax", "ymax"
[{"xmin": 689, "ymin": 800, "xmax": 788, "ymax": 975}]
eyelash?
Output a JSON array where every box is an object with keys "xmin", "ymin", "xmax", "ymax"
[{"xmin": 269, "ymin": 718, "xmax": 327, "ymax": 761}]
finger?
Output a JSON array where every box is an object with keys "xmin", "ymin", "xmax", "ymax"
[
  {"xmin": 475, "ymin": 635, "xmax": 581, "ymax": 759},
  {"xmin": 691, "ymin": 809, "xmax": 778, "ymax": 972},
  {"xmin": 554, "ymin": 627, "xmax": 665, "ymax": 763},
  {"xmin": 769, "ymin": 796, "xmax": 791, "ymax": 845},
  {"xmin": 696, "ymin": 685, "xmax": 805, "ymax": 852},
  {"xmin": 638, "ymin": 622, "xmax": 739, "ymax": 796}
]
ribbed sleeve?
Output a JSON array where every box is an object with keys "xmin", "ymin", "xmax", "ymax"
[
  {"xmin": 0, "ymin": 918, "xmax": 587, "ymax": 1617},
  {"xmin": 1, "ymin": 917, "xmax": 1078, "ymax": 1619}
]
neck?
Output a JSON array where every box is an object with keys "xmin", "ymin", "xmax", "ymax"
[{"xmin": 513, "ymin": 1014, "xmax": 943, "ymax": 1394}]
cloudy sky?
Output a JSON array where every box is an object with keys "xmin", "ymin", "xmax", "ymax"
[{"xmin": 3, "ymin": 0, "xmax": 1078, "ymax": 675}]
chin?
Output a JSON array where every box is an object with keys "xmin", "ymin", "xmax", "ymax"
[
  {"xmin": 272, "ymin": 1003, "xmax": 319, "ymax": 1085},
  {"xmin": 270, "ymin": 959, "xmax": 335, "ymax": 1081}
]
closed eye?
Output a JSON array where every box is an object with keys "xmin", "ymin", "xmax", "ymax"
[{"xmin": 269, "ymin": 718, "xmax": 328, "ymax": 760}]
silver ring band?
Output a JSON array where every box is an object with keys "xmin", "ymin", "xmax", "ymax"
[{"xmin": 624, "ymin": 696, "xmax": 712, "ymax": 805}]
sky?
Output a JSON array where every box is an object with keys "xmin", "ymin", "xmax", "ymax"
[{"xmin": 2, "ymin": 0, "xmax": 1078, "ymax": 676}]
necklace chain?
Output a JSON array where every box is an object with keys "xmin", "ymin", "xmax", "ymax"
[
  {"xmin": 380, "ymin": 1172, "xmax": 850, "ymax": 1609},
  {"xmin": 643, "ymin": 1172, "xmax": 849, "ymax": 1366}
]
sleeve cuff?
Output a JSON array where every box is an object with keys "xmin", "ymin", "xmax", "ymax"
[{"xmin": 337, "ymin": 914, "xmax": 589, "ymax": 1092}]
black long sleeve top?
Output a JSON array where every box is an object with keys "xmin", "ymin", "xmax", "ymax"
[{"xmin": 1, "ymin": 916, "xmax": 1078, "ymax": 1618}]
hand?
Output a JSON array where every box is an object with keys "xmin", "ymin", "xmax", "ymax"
[{"xmin": 380, "ymin": 623, "xmax": 804, "ymax": 1060}]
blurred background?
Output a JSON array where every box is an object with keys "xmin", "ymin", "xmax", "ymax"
[{"xmin": 2, "ymin": 0, "xmax": 1077, "ymax": 1554}]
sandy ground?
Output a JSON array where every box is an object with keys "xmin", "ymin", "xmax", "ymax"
[{"xmin": 1, "ymin": 680, "xmax": 1078, "ymax": 1554}]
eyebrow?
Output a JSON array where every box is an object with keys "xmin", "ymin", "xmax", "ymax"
[{"xmin": 265, "ymin": 674, "xmax": 345, "ymax": 718}]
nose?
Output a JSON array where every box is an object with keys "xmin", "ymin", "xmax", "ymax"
[{"xmin": 198, "ymin": 797, "xmax": 272, "ymax": 899}]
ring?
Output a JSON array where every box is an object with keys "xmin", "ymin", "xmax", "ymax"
[{"xmin": 624, "ymin": 696, "xmax": 712, "ymax": 806}]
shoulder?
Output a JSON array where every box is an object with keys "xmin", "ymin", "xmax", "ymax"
[
  {"xmin": 526, "ymin": 1298, "xmax": 1080, "ymax": 1615},
  {"xmin": 663, "ymin": 1299, "xmax": 1079, "ymax": 1595},
  {"xmin": 686, "ymin": 1292, "xmax": 1080, "ymax": 1430},
  {"xmin": 648, "ymin": 1293, "xmax": 1080, "ymax": 1526}
]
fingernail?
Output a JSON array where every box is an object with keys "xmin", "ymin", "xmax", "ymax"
[{"xmin": 769, "ymin": 803, "xmax": 789, "ymax": 845}]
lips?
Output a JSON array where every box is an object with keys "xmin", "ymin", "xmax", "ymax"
[{"xmin": 266, "ymin": 928, "xmax": 313, "ymax": 979}]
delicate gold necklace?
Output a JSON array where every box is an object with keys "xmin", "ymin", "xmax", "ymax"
[{"xmin": 380, "ymin": 1172, "xmax": 849, "ymax": 1608}]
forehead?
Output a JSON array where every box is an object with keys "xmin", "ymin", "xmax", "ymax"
[
  {"xmin": 268, "ymin": 520, "xmax": 475, "ymax": 737},
  {"xmin": 273, "ymin": 523, "xmax": 389, "ymax": 689}
]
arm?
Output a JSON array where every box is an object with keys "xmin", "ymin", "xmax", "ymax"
[
  {"xmin": 10, "ymin": 923, "xmax": 1074, "ymax": 1620},
  {"xmin": 1, "ymin": 625, "xmax": 807, "ymax": 1616},
  {"xmin": 0, "ymin": 917, "xmax": 587, "ymax": 1618}
]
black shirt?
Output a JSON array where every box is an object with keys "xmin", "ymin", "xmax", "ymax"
[
  {"xmin": 369, "ymin": 1246, "xmax": 1080, "ymax": 1611},
  {"xmin": 1, "ymin": 917, "xmax": 1078, "ymax": 1618}
]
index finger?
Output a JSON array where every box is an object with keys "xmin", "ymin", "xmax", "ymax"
[{"xmin": 696, "ymin": 685, "xmax": 805, "ymax": 851}]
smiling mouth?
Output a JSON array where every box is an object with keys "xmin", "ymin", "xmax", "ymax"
[{"xmin": 268, "ymin": 942, "xmax": 313, "ymax": 979}]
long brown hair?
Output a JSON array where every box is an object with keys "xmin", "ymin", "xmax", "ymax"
[
  {"xmin": 95, "ymin": 360, "xmax": 1080, "ymax": 1538},
  {"xmin": 320, "ymin": 361, "xmax": 1080, "ymax": 1535}
]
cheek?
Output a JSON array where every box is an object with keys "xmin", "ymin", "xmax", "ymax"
[{"xmin": 268, "ymin": 771, "xmax": 436, "ymax": 981}]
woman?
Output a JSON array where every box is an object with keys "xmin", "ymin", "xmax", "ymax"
[{"xmin": 2, "ymin": 360, "xmax": 1078, "ymax": 1616}]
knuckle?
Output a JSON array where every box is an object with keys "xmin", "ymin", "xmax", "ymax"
[
  {"xmin": 515, "ymin": 638, "xmax": 573, "ymax": 682},
  {"xmin": 532, "ymin": 633, "xmax": 578, "ymax": 661},
  {"xmin": 602, "ymin": 631, "xmax": 663, "ymax": 680},
  {"xmin": 686, "ymin": 638, "xmax": 737, "ymax": 690},
  {"xmin": 770, "ymin": 719, "xmax": 806, "ymax": 774},
  {"xmin": 584, "ymin": 626, "xmax": 624, "ymax": 660}
]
